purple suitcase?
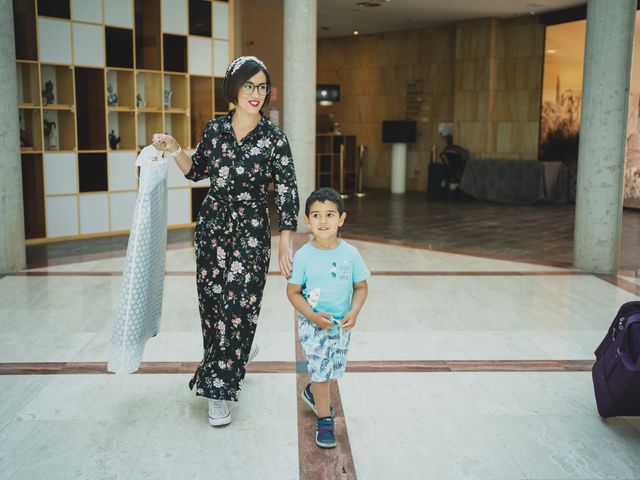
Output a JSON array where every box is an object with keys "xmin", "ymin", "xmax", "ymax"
[{"xmin": 592, "ymin": 301, "xmax": 640, "ymax": 417}]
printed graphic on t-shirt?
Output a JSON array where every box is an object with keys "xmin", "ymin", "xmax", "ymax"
[
  {"xmin": 306, "ymin": 288, "xmax": 321, "ymax": 309},
  {"xmin": 338, "ymin": 261, "xmax": 352, "ymax": 281}
]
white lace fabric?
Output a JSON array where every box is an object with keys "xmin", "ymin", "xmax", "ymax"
[{"xmin": 108, "ymin": 146, "xmax": 169, "ymax": 374}]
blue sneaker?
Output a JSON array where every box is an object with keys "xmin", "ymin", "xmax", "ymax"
[
  {"xmin": 301, "ymin": 383, "xmax": 335, "ymax": 417},
  {"xmin": 316, "ymin": 416, "xmax": 337, "ymax": 448}
]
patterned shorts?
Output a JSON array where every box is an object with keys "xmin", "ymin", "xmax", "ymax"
[{"xmin": 297, "ymin": 313, "xmax": 351, "ymax": 382}]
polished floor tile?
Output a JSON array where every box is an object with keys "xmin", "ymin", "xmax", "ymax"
[
  {"xmin": 4, "ymin": 234, "xmax": 640, "ymax": 479},
  {"xmin": 340, "ymin": 372, "xmax": 640, "ymax": 480}
]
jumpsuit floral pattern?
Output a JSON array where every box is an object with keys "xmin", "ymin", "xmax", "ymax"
[{"xmin": 185, "ymin": 109, "xmax": 299, "ymax": 401}]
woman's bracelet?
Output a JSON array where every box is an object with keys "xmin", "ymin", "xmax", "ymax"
[{"xmin": 170, "ymin": 145, "xmax": 182, "ymax": 157}]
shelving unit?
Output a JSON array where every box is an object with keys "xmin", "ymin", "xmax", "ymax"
[
  {"xmin": 106, "ymin": 69, "xmax": 135, "ymax": 108},
  {"xmin": 163, "ymin": 34, "xmax": 188, "ymax": 73},
  {"xmin": 108, "ymin": 111, "xmax": 136, "ymax": 150},
  {"xmin": 105, "ymin": 27, "xmax": 134, "ymax": 69},
  {"xmin": 42, "ymin": 108, "xmax": 76, "ymax": 151},
  {"xmin": 21, "ymin": 153, "xmax": 46, "ymax": 239},
  {"xmin": 19, "ymin": 108, "xmax": 43, "ymax": 152},
  {"xmin": 13, "ymin": 0, "xmax": 234, "ymax": 241},
  {"xmin": 76, "ymin": 67, "xmax": 106, "ymax": 150},
  {"xmin": 137, "ymin": 112, "xmax": 163, "ymax": 148},
  {"xmin": 190, "ymin": 75, "xmax": 213, "ymax": 147},
  {"xmin": 316, "ymin": 135, "xmax": 358, "ymax": 194},
  {"xmin": 40, "ymin": 64, "xmax": 74, "ymax": 107},
  {"xmin": 16, "ymin": 61, "xmax": 40, "ymax": 107}
]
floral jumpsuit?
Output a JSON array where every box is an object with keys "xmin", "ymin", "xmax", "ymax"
[{"xmin": 185, "ymin": 110, "xmax": 299, "ymax": 401}]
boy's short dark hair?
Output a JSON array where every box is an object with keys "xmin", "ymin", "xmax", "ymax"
[
  {"xmin": 222, "ymin": 60, "xmax": 271, "ymax": 108},
  {"xmin": 304, "ymin": 187, "xmax": 345, "ymax": 216}
]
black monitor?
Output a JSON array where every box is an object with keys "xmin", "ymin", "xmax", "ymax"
[
  {"xmin": 382, "ymin": 120, "xmax": 417, "ymax": 143},
  {"xmin": 317, "ymin": 84, "xmax": 340, "ymax": 103}
]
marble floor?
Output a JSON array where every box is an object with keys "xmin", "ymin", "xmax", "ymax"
[{"xmin": 2, "ymin": 236, "xmax": 640, "ymax": 479}]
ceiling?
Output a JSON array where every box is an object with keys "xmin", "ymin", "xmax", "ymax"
[{"xmin": 317, "ymin": 0, "xmax": 587, "ymax": 38}]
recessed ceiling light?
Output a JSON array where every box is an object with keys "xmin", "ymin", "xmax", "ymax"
[
  {"xmin": 353, "ymin": 31, "xmax": 359, "ymax": 35},
  {"xmin": 547, "ymin": 49, "xmax": 557, "ymax": 53}
]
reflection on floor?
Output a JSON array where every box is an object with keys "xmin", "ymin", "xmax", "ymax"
[
  {"xmin": 26, "ymin": 190, "xmax": 640, "ymax": 270},
  {"xmin": 3, "ymin": 233, "xmax": 640, "ymax": 479}
]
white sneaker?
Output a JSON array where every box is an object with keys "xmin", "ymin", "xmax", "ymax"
[
  {"xmin": 208, "ymin": 399, "xmax": 231, "ymax": 426},
  {"xmin": 248, "ymin": 343, "xmax": 259, "ymax": 363}
]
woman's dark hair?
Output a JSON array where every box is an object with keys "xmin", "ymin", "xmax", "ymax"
[
  {"xmin": 304, "ymin": 187, "xmax": 345, "ymax": 216},
  {"xmin": 222, "ymin": 58, "xmax": 271, "ymax": 108}
]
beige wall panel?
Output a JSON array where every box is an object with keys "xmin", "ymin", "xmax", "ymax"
[
  {"xmin": 525, "ymin": 57, "xmax": 543, "ymax": 89},
  {"xmin": 431, "ymin": 63, "xmax": 454, "ymax": 91},
  {"xmin": 379, "ymin": 67, "xmax": 408, "ymax": 95},
  {"xmin": 453, "ymin": 61, "xmax": 466, "ymax": 91},
  {"xmin": 457, "ymin": 61, "xmax": 475, "ymax": 91},
  {"xmin": 458, "ymin": 122, "xmax": 488, "ymax": 154},
  {"xmin": 348, "ymin": 68, "xmax": 384, "ymax": 96},
  {"xmin": 476, "ymin": 91, "xmax": 491, "ymax": 122},
  {"xmin": 367, "ymin": 176, "xmax": 388, "ymax": 189},
  {"xmin": 496, "ymin": 121, "xmax": 539, "ymax": 154},
  {"xmin": 496, "ymin": 122, "xmax": 514, "ymax": 153},
  {"xmin": 335, "ymin": 97, "xmax": 357, "ymax": 123},
  {"xmin": 496, "ymin": 58, "xmax": 514, "ymax": 90},
  {"xmin": 512, "ymin": 57, "xmax": 532, "ymax": 90},
  {"xmin": 454, "ymin": 90, "xmax": 475, "ymax": 121},
  {"xmin": 317, "ymin": 70, "xmax": 339, "ymax": 84},
  {"xmin": 318, "ymin": 18, "xmax": 543, "ymax": 189},
  {"xmin": 473, "ymin": 59, "xmax": 491, "ymax": 91},
  {"xmin": 494, "ymin": 27, "xmax": 507, "ymax": 59},
  {"xmin": 521, "ymin": 121, "xmax": 540, "ymax": 153},
  {"xmin": 505, "ymin": 23, "xmax": 544, "ymax": 58},
  {"xmin": 494, "ymin": 90, "xmax": 529, "ymax": 122},
  {"xmin": 240, "ymin": 0, "xmax": 283, "ymax": 114},
  {"xmin": 430, "ymin": 29, "xmax": 456, "ymax": 64},
  {"xmin": 528, "ymin": 90, "xmax": 541, "ymax": 121}
]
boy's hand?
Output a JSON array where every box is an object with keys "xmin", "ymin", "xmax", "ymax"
[
  {"xmin": 339, "ymin": 311, "xmax": 358, "ymax": 330},
  {"xmin": 311, "ymin": 312, "xmax": 334, "ymax": 330}
]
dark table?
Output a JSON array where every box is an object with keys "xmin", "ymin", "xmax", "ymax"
[{"xmin": 461, "ymin": 159, "xmax": 568, "ymax": 204}]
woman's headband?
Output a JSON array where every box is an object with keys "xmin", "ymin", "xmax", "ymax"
[{"xmin": 226, "ymin": 56, "xmax": 268, "ymax": 77}]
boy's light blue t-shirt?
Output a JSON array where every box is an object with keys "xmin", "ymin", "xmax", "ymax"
[{"xmin": 288, "ymin": 240, "xmax": 370, "ymax": 320}]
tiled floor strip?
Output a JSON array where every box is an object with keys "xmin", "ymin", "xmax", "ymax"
[
  {"xmin": 597, "ymin": 274, "xmax": 640, "ymax": 296},
  {"xmin": 10, "ymin": 271, "xmax": 589, "ymax": 277},
  {"xmin": 0, "ymin": 359, "xmax": 595, "ymax": 376},
  {"xmin": 295, "ymin": 314, "xmax": 358, "ymax": 480}
]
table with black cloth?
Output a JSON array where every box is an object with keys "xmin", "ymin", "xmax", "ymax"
[{"xmin": 460, "ymin": 159, "xmax": 568, "ymax": 204}]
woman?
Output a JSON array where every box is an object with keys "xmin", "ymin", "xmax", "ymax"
[{"xmin": 152, "ymin": 56, "xmax": 299, "ymax": 426}]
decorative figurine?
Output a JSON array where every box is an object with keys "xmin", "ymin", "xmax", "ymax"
[
  {"xmin": 42, "ymin": 80, "xmax": 55, "ymax": 105},
  {"xmin": 109, "ymin": 130, "xmax": 121, "ymax": 150},
  {"xmin": 20, "ymin": 129, "xmax": 30, "ymax": 148},
  {"xmin": 43, "ymin": 119, "xmax": 58, "ymax": 150},
  {"xmin": 136, "ymin": 94, "xmax": 145, "ymax": 108},
  {"xmin": 164, "ymin": 89, "xmax": 173, "ymax": 109},
  {"xmin": 19, "ymin": 114, "xmax": 30, "ymax": 148},
  {"xmin": 107, "ymin": 83, "xmax": 118, "ymax": 106}
]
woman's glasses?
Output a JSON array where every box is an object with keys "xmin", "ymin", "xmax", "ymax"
[{"xmin": 240, "ymin": 82, "xmax": 270, "ymax": 96}]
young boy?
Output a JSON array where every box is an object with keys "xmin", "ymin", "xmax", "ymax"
[{"xmin": 286, "ymin": 187, "xmax": 370, "ymax": 448}]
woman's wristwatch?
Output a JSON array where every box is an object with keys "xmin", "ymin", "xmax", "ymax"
[{"xmin": 170, "ymin": 145, "xmax": 182, "ymax": 157}]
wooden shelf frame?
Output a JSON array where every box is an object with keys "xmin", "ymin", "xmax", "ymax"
[
  {"xmin": 40, "ymin": 64, "xmax": 75, "ymax": 108},
  {"xmin": 13, "ymin": 0, "xmax": 235, "ymax": 241},
  {"xmin": 315, "ymin": 134, "xmax": 358, "ymax": 194},
  {"xmin": 106, "ymin": 69, "xmax": 136, "ymax": 109}
]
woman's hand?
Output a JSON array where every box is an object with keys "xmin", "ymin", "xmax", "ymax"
[
  {"xmin": 279, "ymin": 230, "xmax": 294, "ymax": 279},
  {"xmin": 278, "ymin": 241, "xmax": 293, "ymax": 279},
  {"xmin": 152, "ymin": 133, "xmax": 178, "ymax": 153}
]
